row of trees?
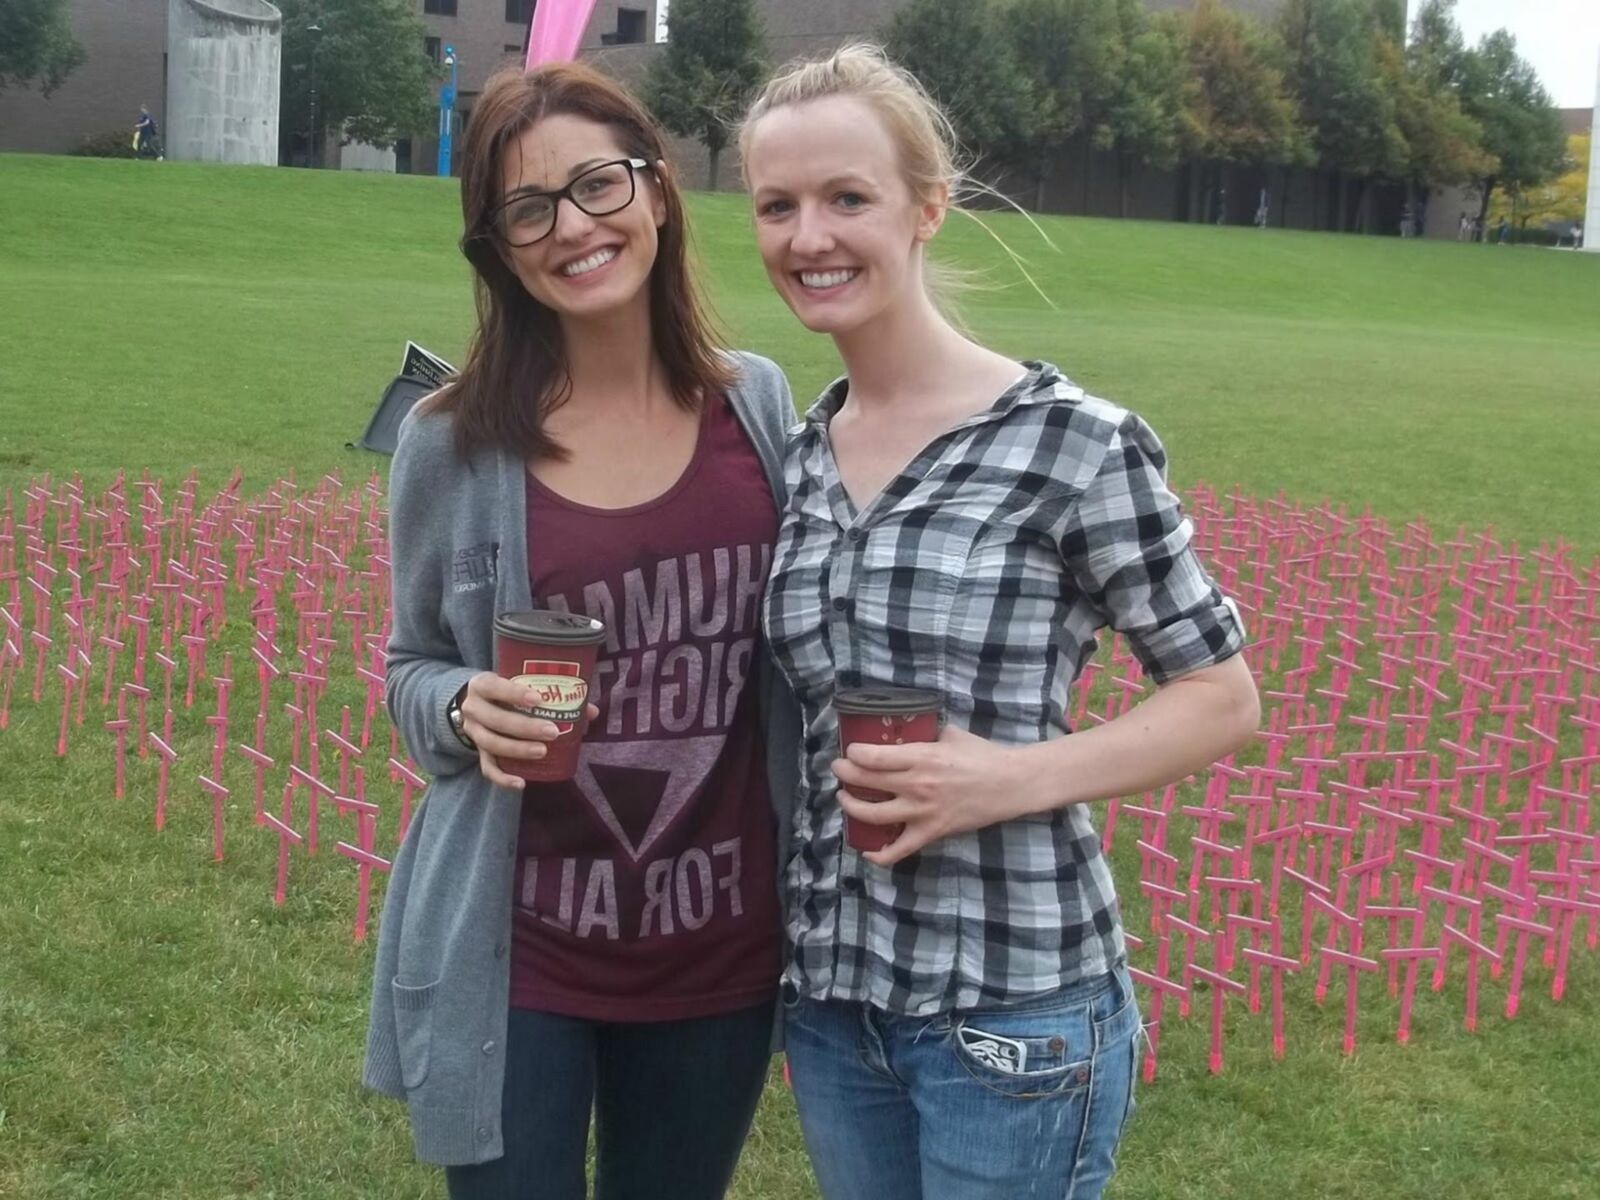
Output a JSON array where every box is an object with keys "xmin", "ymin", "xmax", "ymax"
[
  {"xmin": 7, "ymin": 0, "xmax": 1573, "ymax": 231},
  {"xmin": 877, "ymin": 0, "xmax": 1568, "ymax": 228}
]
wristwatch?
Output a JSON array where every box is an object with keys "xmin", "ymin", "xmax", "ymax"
[{"xmin": 447, "ymin": 685, "xmax": 476, "ymax": 751}]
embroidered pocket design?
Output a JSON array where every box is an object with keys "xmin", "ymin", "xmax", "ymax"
[{"xmin": 958, "ymin": 1026, "xmax": 1030, "ymax": 1075}]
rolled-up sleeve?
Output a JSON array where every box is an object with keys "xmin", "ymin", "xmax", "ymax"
[{"xmin": 1057, "ymin": 412, "xmax": 1244, "ymax": 684}]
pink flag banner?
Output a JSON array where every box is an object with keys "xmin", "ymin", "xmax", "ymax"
[{"xmin": 524, "ymin": 0, "xmax": 601, "ymax": 71}]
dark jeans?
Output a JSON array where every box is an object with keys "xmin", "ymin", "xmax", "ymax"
[{"xmin": 444, "ymin": 998, "xmax": 776, "ymax": 1200}]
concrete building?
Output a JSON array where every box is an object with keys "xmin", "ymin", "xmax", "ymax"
[{"xmin": 165, "ymin": 0, "xmax": 281, "ymax": 165}]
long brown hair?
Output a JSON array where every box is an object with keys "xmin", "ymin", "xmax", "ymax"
[{"xmin": 429, "ymin": 62, "xmax": 732, "ymax": 462}]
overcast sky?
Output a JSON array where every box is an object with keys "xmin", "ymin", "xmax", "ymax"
[{"xmin": 1430, "ymin": 0, "xmax": 1598, "ymax": 109}]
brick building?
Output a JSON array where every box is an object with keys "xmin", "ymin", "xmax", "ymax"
[
  {"xmin": 3, "ymin": 0, "xmax": 1433, "ymax": 235},
  {"xmin": 0, "ymin": 0, "xmax": 170, "ymax": 157}
]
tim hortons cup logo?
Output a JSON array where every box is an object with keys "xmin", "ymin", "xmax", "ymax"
[{"xmin": 511, "ymin": 659, "xmax": 588, "ymax": 731}]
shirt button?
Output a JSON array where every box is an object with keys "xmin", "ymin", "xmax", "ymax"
[
  {"xmin": 848, "ymin": 528, "xmax": 864, "ymax": 543},
  {"xmin": 477, "ymin": 1126, "xmax": 492, "ymax": 1142},
  {"xmin": 482, "ymin": 1040, "xmax": 496, "ymax": 1055},
  {"xmin": 506, "ymin": 838, "xmax": 516, "ymax": 857},
  {"xmin": 832, "ymin": 597, "xmax": 848, "ymax": 612},
  {"xmin": 494, "ymin": 942, "xmax": 506, "ymax": 960}
]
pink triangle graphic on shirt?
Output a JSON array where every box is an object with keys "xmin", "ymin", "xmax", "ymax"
[{"xmin": 571, "ymin": 735, "xmax": 727, "ymax": 863}]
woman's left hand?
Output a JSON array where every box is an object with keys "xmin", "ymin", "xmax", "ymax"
[{"xmin": 833, "ymin": 726, "xmax": 1033, "ymax": 866}]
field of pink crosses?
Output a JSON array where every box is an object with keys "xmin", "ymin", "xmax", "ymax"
[{"xmin": 6, "ymin": 467, "xmax": 1597, "ymax": 1084}]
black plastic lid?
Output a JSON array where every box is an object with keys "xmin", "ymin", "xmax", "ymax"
[
  {"xmin": 493, "ymin": 609, "xmax": 607, "ymax": 645},
  {"xmin": 834, "ymin": 686, "xmax": 942, "ymax": 716}
]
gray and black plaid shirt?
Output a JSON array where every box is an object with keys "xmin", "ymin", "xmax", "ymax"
[{"xmin": 763, "ymin": 362, "xmax": 1244, "ymax": 1015}]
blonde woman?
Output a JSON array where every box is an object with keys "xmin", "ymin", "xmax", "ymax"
[{"xmin": 741, "ymin": 45, "xmax": 1259, "ymax": 1200}]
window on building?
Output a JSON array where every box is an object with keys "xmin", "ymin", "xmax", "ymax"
[
  {"xmin": 424, "ymin": 0, "xmax": 458, "ymax": 15},
  {"xmin": 424, "ymin": 36, "xmax": 442, "ymax": 63},
  {"xmin": 506, "ymin": 0, "xmax": 534, "ymax": 24},
  {"xmin": 602, "ymin": 7, "xmax": 647, "ymax": 45}
]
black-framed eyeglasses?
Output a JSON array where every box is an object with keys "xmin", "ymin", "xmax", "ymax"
[{"xmin": 484, "ymin": 157, "xmax": 650, "ymax": 247}]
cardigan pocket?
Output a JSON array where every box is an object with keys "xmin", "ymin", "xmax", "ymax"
[{"xmin": 392, "ymin": 976, "xmax": 441, "ymax": 1090}]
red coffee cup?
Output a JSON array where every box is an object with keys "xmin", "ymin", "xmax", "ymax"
[
  {"xmin": 493, "ymin": 610, "xmax": 607, "ymax": 783},
  {"xmin": 835, "ymin": 686, "xmax": 943, "ymax": 853}
]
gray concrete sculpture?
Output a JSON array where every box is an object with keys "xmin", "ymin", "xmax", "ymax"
[{"xmin": 167, "ymin": 0, "xmax": 282, "ymax": 166}]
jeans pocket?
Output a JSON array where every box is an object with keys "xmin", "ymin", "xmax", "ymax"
[
  {"xmin": 951, "ymin": 998, "xmax": 1095, "ymax": 1099},
  {"xmin": 392, "ymin": 976, "xmax": 440, "ymax": 1090}
]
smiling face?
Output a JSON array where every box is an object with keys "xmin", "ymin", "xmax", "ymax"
[
  {"xmin": 496, "ymin": 113, "xmax": 666, "ymax": 323},
  {"xmin": 744, "ymin": 94, "xmax": 944, "ymax": 338}
]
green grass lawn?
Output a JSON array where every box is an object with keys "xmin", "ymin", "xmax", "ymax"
[{"xmin": 1, "ymin": 154, "xmax": 1598, "ymax": 1200}]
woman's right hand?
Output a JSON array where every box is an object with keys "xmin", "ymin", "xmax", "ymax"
[{"xmin": 458, "ymin": 671, "xmax": 598, "ymax": 789}]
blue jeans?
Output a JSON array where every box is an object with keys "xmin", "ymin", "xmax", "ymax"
[
  {"xmin": 445, "ymin": 999, "xmax": 775, "ymax": 1200},
  {"xmin": 784, "ymin": 967, "xmax": 1142, "ymax": 1200}
]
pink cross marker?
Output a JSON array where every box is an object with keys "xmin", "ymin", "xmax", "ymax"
[
  {"xmin": 1439, "ymin": 922, "xmax": 1502, "ymax": 1032},
  {"xmin": 29, "ymin": 628, "xmax": 53, "ymax": 703},
  {"xmin": 54, "ymin": 662, "xmax": 78, "ymax": 756},
  {"xmin": 389, "ymin": 757, "xmax": 427, "ymax": 842},
  {"xmin": 1127, "ymin": 963, "xmax": 1186, "ymax": 1083},
  {"xmin": 1319, "ymin": 947, "xmax": 1379, "ymax": 1056},
  {"xmin": 237, "ymin": 730, "xmax": 274, "ymax": 827},
  {"xmin": 198, "ymin": 774, "xmax": 229, "ymax": 861},
  {"xmin": 206, "ymin": 655, "xmax": 232, "ymax": 783},
  {"xmin": 260, "ymin": 803, "xmax": 304, "ymax": 908},
  {"xmin": 289, "ymin": 763, "xmax": 335, "ymax": 856},
  {"xmin": 323, "ymin": 706, "xmax": 361, "ymax": 798},
  {"xmin": 1241, "ymin": 946, "xmax": 1299, "ymax": 1059},
  {"xmin": 1308, "ymin": 889, "xmax": 1363, "ymax": 1004},
  {"xmin": 1283, "ymin": 865, "xmax": 1332, "ymax": 964},
  {"xmin": 333, "ymin": 768, "xmax": 389, "ymax": 942},
  {"xmin": 148, "ymin": 729, "xmax": 178, "ymax": 831},
  {"xmin": 355, "ymin": 662, "xmax": 385, "ymax": 749},
  {"xmin": 1531, "ymin": 889, "xmax": 1600, "ymax": 1003},
  {"xmin": 1165, "ymin": 914, "xmax": 1213, "ymax": 1019},
  {"xmin": 1420, "ymin": 883, "xmax": 1480, "ymax": 991},
  {"xmin": 106, "ymin": 686, "xmax": 132, "ymax": 799},
  {"xmin": 98, "ymin": 632, "xmax": 124, "ymax": 706},
  {"xmin": 1496, "ymin": 911, "xmax": 1555, "ymax": 1019},
  {"xmin": 1185, "ymin": 961, "xmax": 1247, "ymax": 1075}
]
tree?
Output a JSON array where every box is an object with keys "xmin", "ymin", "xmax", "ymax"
[
  {"xmin": 884, "ymin": 0, "xmax": 1057, "ymax": 185},
  {"xmin": 1489, "ymin": 134, "xmax": 1587, "ymax": 234},
  {"xmin": 1279, "ymin": 0, "xmax": 1406, "ymax": 230},
  {"xmin": 276, "ymin": 0, "xmax": 440, "ymax": 167},
  {"xmin": 1103, "ymin": 0, "xmax": 1194, "ymax": 217},
  {"xmin": 0, "ymin": 0, "xmax": 86, "ymax": 97},
  {"xmin": 644, "ymin": 0, "xmax": 767, "ymax": 191},
  {"xmin": 1168, "ymin": 0, "xmax": 1306, "ymax": 221},
  {"xmin": 1407, "ymin": 0, "xmax": 1468, "ymax": 92},
  {"xmin": 1005, "ymin": 0, "xmax": 1123, "ymax": 210},
  {"xmin": 1380, "ymin": 31, "xmax": 1490, "ymax": 220},
  {"xmin": 1454, "ymin": 30, "xmax": 1567, "ymax": 226}
]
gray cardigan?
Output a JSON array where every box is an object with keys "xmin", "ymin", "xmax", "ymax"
[{"xmin": 361, "ymin": 352, "xmax": 803, "ymax": 1167}]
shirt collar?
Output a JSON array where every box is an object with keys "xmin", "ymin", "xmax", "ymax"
[{"xmin": 800, "ymin": 360, "xmax": 1075, "ymax": 433}]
